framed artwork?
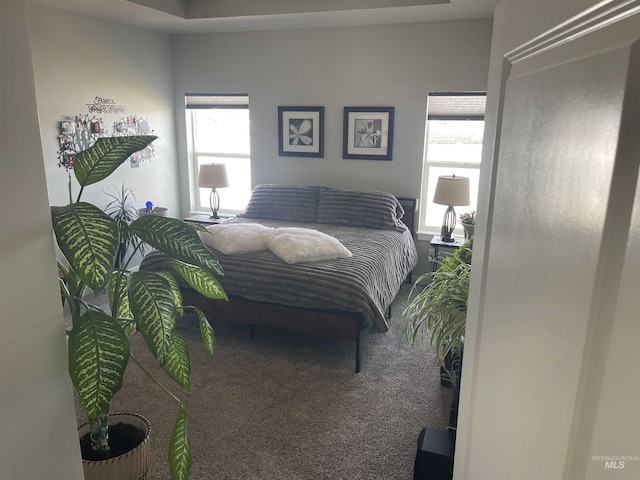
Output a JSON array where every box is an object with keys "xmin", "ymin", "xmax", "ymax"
[
  {"xmin": 278, "ymin": 106, "xmax": 324, "ymax": 157},
  {"xmin": 343, "ymin": 106, "xmax": 394, "ymax": 160}
]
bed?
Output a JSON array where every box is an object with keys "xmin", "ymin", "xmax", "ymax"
[{"xmin": 140, "ymin": 184, "xmax": 418, "ymax": 372}]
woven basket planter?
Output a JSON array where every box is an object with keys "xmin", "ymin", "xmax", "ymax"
[{"xmin": 79, "ymin": 413, "xmax": 151, "ymax": 480}]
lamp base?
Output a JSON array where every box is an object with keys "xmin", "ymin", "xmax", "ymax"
[
  {"xmin": 209, "ymin": 188, "xmax": 221, "ymax": 219},
  {"xmin": 440, "ymin": 206, "xmax": 457, "ymax": 243},
  {"xmin": 440, "ymin": 234, "xmax": 456, "ymax": 243}
]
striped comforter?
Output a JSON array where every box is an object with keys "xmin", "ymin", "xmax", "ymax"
[{"xmin": 140, "ymin": 218, "xmax": 417, "ymax": 333}]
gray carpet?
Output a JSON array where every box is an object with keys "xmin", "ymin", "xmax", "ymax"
[{"xmin": 68, "ymin": 284, "xmax": 452, "ymax": 479}]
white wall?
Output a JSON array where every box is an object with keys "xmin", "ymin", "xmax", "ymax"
[
  {"xmin": 0, "ymin": 1, "xmax": 83, "ymax": 478},
  {"xmin": 456, "ymin": 0, "xmax": 640, "ymax": 478},
  {"xmin": 170, "ymin": 20, "xmax": 492, "ymax": 212},
  {"xmin": 29, "ymin": 4, "xmax": 180, "ymax": 224}
]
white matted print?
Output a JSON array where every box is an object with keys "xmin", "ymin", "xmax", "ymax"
[
  {"xmin": 343, "ymin": 107, "xmax": 394, "ymax": 160},
  {"xmin": 278, "ymin": 106, "xmax": 324, "ymax": 157}
]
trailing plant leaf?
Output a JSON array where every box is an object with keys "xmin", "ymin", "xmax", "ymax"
[
  {"xmin": 169, "ymin": 407, "xmax": 192, "ymax": 480},
  {"xmin": 74, "ymin": 136, "xmax": 157, "ymax": 188},
  {"xmin": 130, "ymin": 215, "xmax": 224, "ymax": 275},
  {"xmin": 68, "ymin": 310, "xmax": 130, "ymax": 421},
  {"xmin": 51, "ymin": 202, "xmax": 118, "ymax": 295},
  {"xmin": 129, "ymin": 271, "xmax": 178, "ymax": 366},
  {"xmin": 163, "ymin": 330, "xmax": 191, "ymax": 389},
  {"xmin": 167, "ymin": 260, "xmax": 228, "ymax": 300}
]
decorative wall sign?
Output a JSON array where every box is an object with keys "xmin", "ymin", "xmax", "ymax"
[
  {"xmin": 57, "ymin": 96, "xmax": 155, "ymax": 170},
  {"xmin": 343, "ymin": 106, "xmax": 394, "ymax": 161},
  {"xmin": 278, "ymin": 106, "xmax": 324, "ymax": 158}
]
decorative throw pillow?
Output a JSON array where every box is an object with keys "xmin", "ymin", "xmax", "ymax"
[
  {"xmin": 264, "ymin": 227, "xmax": 352, "ymax": 264},
  {"xmin": 199, "ymin": 223, "xmax": 272, "ymax": 255},
  {"xmin": 239, "ymin": 184, "xmax": 321, "ymax": 223},
  {"xmin": 316, "ymin": 187, "xmax": 405, "ymax": 231}
]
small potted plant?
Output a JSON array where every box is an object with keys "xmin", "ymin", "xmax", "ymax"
[
  {"xmin": 53, "ymin": 135, "xmax": 227, "ymax": 480},
  {"xmin": 138, "ymin": 200, "xmax": 169, "ymax": 217},
  {"xmin": 104, "ymin": 184, "xmax": 148, "ymax": 269},
  {"xmin": 459, "ymin": 210, "xmax": 475, "ymax": 240}
]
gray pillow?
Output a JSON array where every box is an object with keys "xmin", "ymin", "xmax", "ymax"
[
  {"xmin": 240, "ymin": 184, "xmax": 321, "ymax": 223},
  {"xmin": 316, "ymin": 187, "xmax": 405, "ymax": 230}
]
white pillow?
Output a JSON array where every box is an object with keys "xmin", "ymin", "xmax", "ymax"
[
  {"xmin": 198, "ymin": 223, "xmax": 271, "ymax": 255},
  {"xmin": 264, "ymin": 227, "xmax": 352, "ymax": 264}
]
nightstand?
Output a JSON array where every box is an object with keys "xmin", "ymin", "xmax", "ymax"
[
  {"xmin": 183, "ymin": 214, "xmax": 235, "ymax": 226},
  {"xmin": 430, "ymin": 235, "xmax": 465, "ymax": 271}
]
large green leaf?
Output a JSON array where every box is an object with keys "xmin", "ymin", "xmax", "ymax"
[
  {"xmin": 167, "ymin": 260, "xmax": 228, "ymax": 300},
  {"xmin": 109, "ymin": 271, "xmax": 132, "ymax": 319},
  {"xmin": 169, "ymin": 407, "xmax": 192, "ymax": 480},
  {"xmin": 129, "ymin": 271, "xmax": 177, "ymax": 366},
  {"xmin": 158, "ymin": 271, "xmax": 183, "ymax": 310},
  {"xmin": 194, "ymin": 307, "xmax": 216, "ymax": 360},
  {"xmin": 163, "ymin": 330, "xmax": 190, "ymax": 389},
  {"xmin": 74, "ymin": 136, "xmax": 157, "ymax": 187},
  {"xmin": 129, "ymin": 215, "xmax": 223, "ymax": 274},
  {"xmin": 51, "ymin": 203, "xmax": 118, "ymax": 295},
  {"xmin": 68, "ymin": 311, "xmax": 130, "ymax": 421}
]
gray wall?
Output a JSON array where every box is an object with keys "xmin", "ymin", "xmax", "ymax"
[
  {"xmin": 0, "ymin": 0, "xmax": 83, "ymax": 478},
  {"xmin": 171, "ymin": 20, "xmax": 492, "ymax": 208},
  {"xmin": 29, "ymin": 5, "xmax": 180, "ymax": 225},
  {"xmin": 171, "ymin": 20, "xmax": 492, "ymax": 276}
]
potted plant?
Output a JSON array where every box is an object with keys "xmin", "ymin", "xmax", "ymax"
[
  {"xmin": 459, "ymin": 210, "xmax": 475, "ymax": 241},
  {"xmin": 405, "ymin": 242, "xmax": 471, "ymax": 389},
  {"xmin": 138, "ymin": 200, "xmax": 169, "ymax": 217},
  {"xmin": 53, "ymin": 135, "xmax": 227, "ymax": 480},
  {"xmin": 104, "ymin": 184, "xmax": 148, "ymax": 269}
]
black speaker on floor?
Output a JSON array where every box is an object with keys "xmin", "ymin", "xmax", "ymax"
[{"xmin": 413, "ymin": 428, "xmax": 453, "ymax": 480}]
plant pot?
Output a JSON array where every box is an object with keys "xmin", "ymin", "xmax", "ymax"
[
  {"xmin": 461, "ymin": 222, "xmax": 474, "ymax": 241},
  {"xmin": 138, "ymin": 207, "xmax": 168, "ymax": 217},
  {"xmin": 79, "ymin": 413, "xmax": 151, "ymax": 480}
]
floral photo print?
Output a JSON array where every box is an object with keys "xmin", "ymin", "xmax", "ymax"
[
  {"xmin": 278, "ymin": 106, "xmax": 324, "ymax": 157},
  {"xmin": 343, "ymin": 107, "xmax": 394, "ymax": 160}
]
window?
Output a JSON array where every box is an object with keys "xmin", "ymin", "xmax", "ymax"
[
  {"xmin": 419, "ymin": 92, "xmax": 486, "ymax": 234},
  {"xmin": 186, "ymin": 94, "xmax": 251, "ymax": 214}
]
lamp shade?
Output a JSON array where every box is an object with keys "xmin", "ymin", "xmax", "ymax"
[
  {"xmin": 198, "ymin": 164, "xmax": 229, "ymax": 189},
  {"xmin": 433, "ymin": 175, "xmax": 470, "ymax": 207}
]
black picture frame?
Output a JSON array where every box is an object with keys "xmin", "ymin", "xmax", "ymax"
[
  {"xmin": 343, "ymin": 106, "xmax": 394, "ymax": 161},
  {"xmin": 278, "ymin": 106, "xmax": 324, "ymax": 158}
]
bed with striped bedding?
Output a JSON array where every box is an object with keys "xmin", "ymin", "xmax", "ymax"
[{"xmin": 140, "ymin": 185, "xmax": 418, "ymax": 371}]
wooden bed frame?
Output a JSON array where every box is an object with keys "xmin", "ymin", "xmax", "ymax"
[
  {"xmin": 182, "ymin": 290, "xmax": 364, "ymax": 371},
  {"xmin": 183, "ymin": 197, "xmax": 417, "ymax": 373}
]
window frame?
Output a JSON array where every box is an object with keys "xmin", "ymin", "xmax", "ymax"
[
  {"xmin": 185, "ymin": 94, "xmax": 251, "ymax": 215},
  {"xmin": 418, "ymin": 92, "xmax": 486, "ymax": 237}
]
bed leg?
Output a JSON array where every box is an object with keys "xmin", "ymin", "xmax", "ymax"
[{"xmin": 355, "ymin": 325, "xmax": 361, "ymax": 374}]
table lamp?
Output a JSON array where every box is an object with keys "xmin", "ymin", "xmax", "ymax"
[
  {"xmin": 433, "ymin": 174, "xmax": 470, "ymax": 242},
  {"xmin": 198, "ymin": 163, "xmax": 229, "ymax": 218}
]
